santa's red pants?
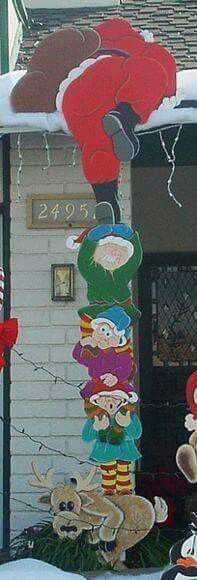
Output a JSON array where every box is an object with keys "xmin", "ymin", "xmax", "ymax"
[{"xmin": 61, "ymin": 31, "xmax": 176, "ymax": 184}]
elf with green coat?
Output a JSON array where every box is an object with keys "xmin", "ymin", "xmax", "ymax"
[{"xmin": 75, "ymin": 223, "xmax": 143, "ymax": 324}]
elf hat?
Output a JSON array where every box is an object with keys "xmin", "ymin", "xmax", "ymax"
[
  {"xmin": 66, "ymin": 224, "xmax": 134, "ymax": 250},
  {"xmin": 90, "ymin": 388, "xmax": 138, "ymax": 405},
  {"xmin": 91, "ymin": 306, "xmax": 131, "ymax": 344}
]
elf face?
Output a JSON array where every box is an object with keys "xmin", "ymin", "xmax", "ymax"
[
  {"xmin": 94, "ymin": 394, "xmax": 125, "ymax": 415},
  {"xmin": 91, "ymin": 321, "xmax": 120, "ymax": 349},
  {"xmin": 93, "ymin": 236, "xmax": 134, "ymax": 272}
]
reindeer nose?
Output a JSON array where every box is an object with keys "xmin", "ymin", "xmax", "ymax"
[{"xmin": 60, "ymin": 525, "xmax": 77, "ymax": 533}]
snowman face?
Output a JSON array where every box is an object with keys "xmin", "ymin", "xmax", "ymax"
[
  {"xmin": 93, "ymin": 238, "xmax": 134, "ymax": 272},
  {"xmin": 181, "ymin": 534, "xmax": 197, "ymax": 561}
]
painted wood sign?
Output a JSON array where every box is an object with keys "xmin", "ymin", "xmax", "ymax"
[
  {"xmin": 26, "ymin": 194, "xmax": 97, "ymax": 229},
  {"xmin": 1, "ymin": 13, "xmax": 188, "ymax": 570}
]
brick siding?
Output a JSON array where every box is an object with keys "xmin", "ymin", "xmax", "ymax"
[{"xmin": 10, "ymin": 133, "xmax": 132, "ymax": 535}]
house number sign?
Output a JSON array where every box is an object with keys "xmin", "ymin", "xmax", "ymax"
[{"xmin": 26, "ymin": 194, "xmax": 97, "ymax": 229}]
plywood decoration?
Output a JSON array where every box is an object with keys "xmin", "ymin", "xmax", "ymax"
[
  {"xmin": 176, "ymin": 372, "xmax": 197, "ymax": 484},
  {"xmin": 0, "ymin": 13, "xmax": 180, "ymax": 569},
  {"xmin": 29, "ymin": 462, "xmax": 168, "ymax": 570},
  {"xmin": 71, "ymin": 222, "xmax": 143, "ymax": 500},
  {"xmin": 161, "ymin": 512, "xmax": 197, "ymax": 579},
  {"xmin": 30, "ymin": 215, "xmax": 167, "ymax": 569},
  {"xmin": 0, "ymin": 18, "xmax": 197, "ymax": 215}
]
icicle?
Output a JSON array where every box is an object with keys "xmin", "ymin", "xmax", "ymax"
[
  {"xmin": 43, "ymin": 132, "xmax": 51, "ymax": 170},
  {"xmin": 16, "ymin": 134, "xmax": 23, "ymax": 201},
  {"xmin": 159, "ymin": 125, "xmax": 183, "ymax": 208}
]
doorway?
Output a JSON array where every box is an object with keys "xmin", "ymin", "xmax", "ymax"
[{"xmin": 138, "ymin": 253, "xmax": 197, "ymax": 473}]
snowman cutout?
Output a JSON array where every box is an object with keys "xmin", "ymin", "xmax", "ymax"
[{"xmin": 161, "ymin": 513, "xmax": 197, "ymax": 579}]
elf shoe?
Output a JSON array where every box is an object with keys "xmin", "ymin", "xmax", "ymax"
[
  {"xmin": 103, "ymin": 102, "xmax": 140, "ymax": 162},
  {"xmin": 94, "ymin": 201, "xmax": 115, "ymax": 225},
  {"xmin": 92, "ymin": 180, "xmax": 122, "ymax": 223}
]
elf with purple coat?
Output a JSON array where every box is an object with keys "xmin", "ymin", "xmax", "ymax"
[{"xmin": 72, "ymin": 306, "xmax": 136, "ymax": 400}]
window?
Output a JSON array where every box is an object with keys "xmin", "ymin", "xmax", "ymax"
[{"xmin": 151, "ymin": 265, "xmax": 196, "ymax": 368}]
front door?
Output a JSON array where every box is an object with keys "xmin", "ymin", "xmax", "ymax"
[{"xmin": 138, "ymin": 253, "xmax": 197, "ymax": 473}]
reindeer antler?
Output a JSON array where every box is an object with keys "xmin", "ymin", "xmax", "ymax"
[
  {"xmin": 29, "ymin": 461, "xmax": 54, "ymax": 491},
  {"xmin": 75, "ymin": 467, "xmax": 99, "ymax": 492}
]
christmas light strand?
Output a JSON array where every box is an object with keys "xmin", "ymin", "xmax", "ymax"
[
  {"xmin": 13, "ymin": 348, "xmax": 84, "ymax": 390},
  {"xmin": 12, "ymin": 348, "xmax": 187, "ymax": 408},
  {"xmin": 0, "ymin": 489, "xmax": 187, "ymax": 536},
  {"xmin": 16, "ymin": 134, "xmax": 23, "ymax": 201},
  {"xmin": 159, "ymin": 125, "xmax": 183, "ymax": 207},
  {"xmin": 43, "ymin": 132, "xmax": 51, "ymax": 170},
  {"xmin": 0, "ymin": 415, "xmax": 188, "ymax": 476}
]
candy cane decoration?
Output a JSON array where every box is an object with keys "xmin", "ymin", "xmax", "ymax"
[{"xmin": 0, "ymin": 267, "xmax": 5, "ymax": 311}]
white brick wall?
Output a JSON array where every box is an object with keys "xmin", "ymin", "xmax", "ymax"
[{"xmin": 10, "ymin": 133, "xmax": 132, "ymax": 535}]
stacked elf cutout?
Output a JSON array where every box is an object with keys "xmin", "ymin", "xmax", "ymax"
[
  {"xmin": 72, "ymin": 222, "xmax": 143, "ymax": 495},
  {"xmin": 30, "ymin": 221, "xmax": 169, "ymax": 569}
]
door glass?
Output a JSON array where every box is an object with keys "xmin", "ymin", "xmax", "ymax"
[
  {"xmin": 151, "ymin": 265, "xmax": 197, "ymax": 367},
  {"xmin": 139, "ymin": 259, "xmax": 197, "ymax": 478}
]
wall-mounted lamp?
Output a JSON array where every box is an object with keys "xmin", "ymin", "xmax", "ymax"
[{"xmin": 51, "ymin": 264, "xmax": 74, "ymax": 302}]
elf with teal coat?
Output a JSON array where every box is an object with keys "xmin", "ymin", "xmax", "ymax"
[
  {"xmin": 82, "ymin": 410, "xmax": 142, "ymax": 494},
  {"xmin": 76, "ymin": 223, "xmax": 143, "ymax": 324},
  {"xmin": 82, "ymin": 412, "xmax": 142, "ymax": 464}
]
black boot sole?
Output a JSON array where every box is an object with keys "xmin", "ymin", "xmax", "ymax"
[{"xmin": 103, "ymin": 113, "xmax": 140, "ymax": 162}]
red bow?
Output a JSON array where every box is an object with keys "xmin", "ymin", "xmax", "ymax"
[{"xmin": 0, "ymin": 318, "xmax": 19, "ymax": 371}]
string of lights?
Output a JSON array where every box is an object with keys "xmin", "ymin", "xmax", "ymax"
[
  {"xmin": 159, "ymin": 124, "xmax": 183, "ymax": 207},
  {"xmin": 13, "ymin": 348, "xmax": 84, "ymax": 390},
  {"xmin": 0, "ymin": 490, "xmax": 187, "ymax": 536},
  {"xmin": 0, "ymin": 414, "xmax": 187, "ymax": 477},
  {"xmin": 12, "ymin": 347, "xmax": 187, "ymax": 409}
]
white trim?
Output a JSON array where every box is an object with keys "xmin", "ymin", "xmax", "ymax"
[
  {"xmin": 24, "ymin": 0, "xmax": 120, "ymax": 8},
  {"xmin": 90, "ymin": 390, "xmax": 139, "ymax": 403}
]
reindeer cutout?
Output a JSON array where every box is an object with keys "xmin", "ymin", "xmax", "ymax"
[{"xmin": 29, "ymin": 462, "xmax": 168, "ymax": 570}]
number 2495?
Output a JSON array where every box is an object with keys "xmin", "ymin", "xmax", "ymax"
[{"xmin": 38, "ymin": 203, "xmax": 93, "ymax": 221}]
